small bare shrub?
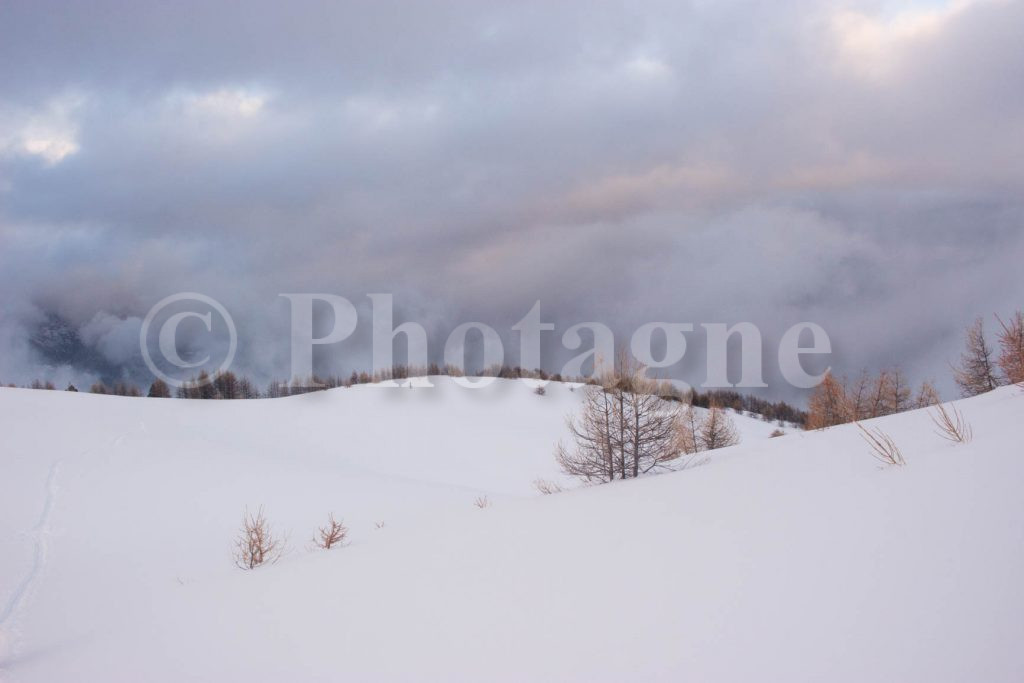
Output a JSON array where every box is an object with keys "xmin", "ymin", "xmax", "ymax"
[
  {"xmin": 855, "ymin": 422, "xmax": 905, "ymax": 467},
  {"xmin": 930, "ymin": 402, "xmax": 973, "ymax": 444},
  {"xmin": 314, "ymin": 513, "xmax": 348, "ymax": 549},
  {"xmin": 534, "ymin": 385, "xmax": 546, "ymax": 396},
  {"xmin": 474, "ymin": 495, "xmax": 490, "ymax": 508},
  {"xmin": 769, "ymin": 428, "xmax": 786, "ymax": 438},
  {"xmin": 234, "ymin": 507, "xmax": 283, "ymax": 569},
  {"xmin": 533, "ymin": 478, "xmax": 564, "ymax": 495},
  {"xmin": 374, "ymin": 521, "xmax": 385, "ymax": 530}
]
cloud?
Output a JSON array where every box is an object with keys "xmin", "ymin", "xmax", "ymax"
[
  {"xmin": 0, "ymin": 93, "xmax": 84, "ymax": 165},
  {"xmin": 79, "ymin": 313, "xmax": 143, "ymax": 365},
  {"xmin": 0, "ymin": 0, "xmax": 1021, "ymax": 400},
  {"xmin": 179, "ymin": 87, "xmax": 269, "ymax": 118},
  {"xmin": 830, "ymin": 0, "xmax": 986, "ymax": 82}
]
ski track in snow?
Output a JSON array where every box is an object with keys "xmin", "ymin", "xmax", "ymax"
[
  {"xmin": 0, "ymin": 459, "xmax": 61, "ymax": 668},
  {"xmin": 0, "ymin": 426, "xmax": 141, "ymax": 670}
]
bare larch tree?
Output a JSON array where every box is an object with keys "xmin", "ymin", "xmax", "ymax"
[
  {"xmin": 698, "ymin": 403, "xmax": 741, "ymax": 451},
  {"xmin": 805, "ymin": 372, "xmax": 851, "ymax": 429},
  {"xmin": 556, "ymin": 361, "xmax": 682, "ymax": 483},
  {"xmin": 996, "ymin": 311, "xmax": 1024, "ymax": 385},
  {"xmin": 954, "ymin": 317, "xmax": 1004, "ymax": 396}
]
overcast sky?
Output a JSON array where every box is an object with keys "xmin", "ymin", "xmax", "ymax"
[{"xmin": 1, "ymin": 0, "xmax": 1022, "ymax": 400}]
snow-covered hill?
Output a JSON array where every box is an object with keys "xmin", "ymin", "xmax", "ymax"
[{"xmin": 1, "ymin": 379, "xmax": 1021, "ymax": 681}]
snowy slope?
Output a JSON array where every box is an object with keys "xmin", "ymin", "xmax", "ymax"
[{"xmin": 1, "ymin": 380, "xmax": 1022, "ymax": 681}]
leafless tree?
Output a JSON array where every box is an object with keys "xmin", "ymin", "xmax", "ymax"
[
  {"xmin": 238, "ymin": 376, "xmax": 260, "ymax": 399},
  {"xmin": 996, "ymin": 311, "xmax": 1024, "ymax": 385},
  {"xmin": 930, "ymin": 402, "xmax": 973, "ymax": 444},
  {"xmin": 556, "ymin": 380, "xmax": 618, "ymax": 483},
  {"xmin": 885, "ymin": 368, "xmax": 913, "ymax": 415},
  {"xmin": 846, "ymin": 370, "xmax": 873, "ymax": 420},
  {"xmin": 556, "ymin": 360, "xmax": 682, "ymax": 483},
  {"xmin": 805, "ymin": 372, "xmax": 851, "ymax": 429},
  {"xmin": 914, "ymin": 381, "xmax": 941, "ymax": 409},
  {"xmin": 866, "ymin": 369, "xmax": 892, "ymax": 418},
  {"xmin": 147, "ymin": 379, "xmax": 171, "ymax": 398},
  {"xmin": 234, "ymin": 507, "xmax": 283, "ymax": 569},
  {"xmin": 674, "ymin": 404, "xmax": 702, "ymax": 454},
  {"xmin": 953, "ymin": 317, "xmax": 1004, "ymax": 396},
  {"xmin": 313, "ymin": 513, "xmax": 348, "ymax": 549},
  {"xmin": 214, "ymin": 371, "xmax": 240, "ymax": 399},
  {"xmin": 621, "ymin": 372, "xmax": 685, "ymax": 475},
  {"xmin": 699, "ymin": 403, "xmax": 741, "ymax": 451}
]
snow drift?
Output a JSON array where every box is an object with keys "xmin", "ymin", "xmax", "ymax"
[{"xmin": 0, "ymin": 379, "xmax": 1022, "ymax": 682}]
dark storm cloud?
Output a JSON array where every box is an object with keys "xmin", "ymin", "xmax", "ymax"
[{"xmin": 1, "ymin": 0, "xmax": 1022, "ymax": 399}]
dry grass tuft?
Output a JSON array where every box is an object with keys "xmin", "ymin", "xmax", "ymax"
[
  {"xmin": 533, "ymin": 478, "xmax": 564, "ymax": 495},
  {"xmin": 930, "ymin": 402, "xmax": 973, "ymax": 444},
  {"xmin": 855, "ymin": 422, "xmax": 906, "ymax": 467}
]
